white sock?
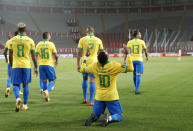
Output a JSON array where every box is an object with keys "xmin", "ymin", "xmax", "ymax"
[
  {"xmin": 23, "ymin": 104, "xmax": 27, "ymax": 108},
  {"xmin": 108, "ymin": 116, "xmax": 112, "ymax": 122}
]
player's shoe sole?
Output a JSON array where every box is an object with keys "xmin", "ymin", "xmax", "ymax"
[
  {"xmin": 15, "ymin": 98, "xmax": 22, "ymax": 112},
  {"xmin": 88, "ymin": 102, "xmax": 94, "ymax": 106},
  {"xmin": 85, "ymin": 113, "xmax": 96, "ymax": 126},
  {"xmin": 82, "ymin": 99, "xmax": 88, "ymax": 104},
  {"xmin": 135, "ymin": 91, "xmax": 141, "ymax": 95},
  {"xmin": 5, "ymin": 88, "xmax": 10, "ymax": 98},
  {"xmin": 101, "ymin": 113, "xmax": 109, "ymax": 127}
]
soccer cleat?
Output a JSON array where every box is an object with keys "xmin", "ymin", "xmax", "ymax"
[
  {"xmin": 101, "ymin": 113, "xmax": 109, "ymax": 127},
  {"xmin": 43, "ymin": 90, "xmax": 50, "ymax": 102},
  {"xmin": 5, "ymin": 88, "xmax": 10, "ymax": 98},
  {"xmin": 15, "ymin": 98, "xmax": 22, "ymax": 112},
  {"xmin": 51, "ymin": 86, "xmax": 55, "ymax": 91},
  {"xmin": 22, "ymin": 105, "xmax": 29, "ymax": 111},
  {"xmin": 135, "ymin": 91, "xmax": 141, "ymax": 95},
  {"xmin": 83, "ymin": 99, "xmax": 88, "ymax": 104},
  {"xmin": 88, "ymin": 102, "xmax": 94, "ymax": 106},
  {"xmin": 85, "ymin": 113, "xmax": 96, "ymax": 126}
]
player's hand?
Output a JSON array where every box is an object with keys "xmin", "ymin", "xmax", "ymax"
[
  {"xmin": 121, "ymin": 61, "xmax": 126, "ymax": 68},
  {"xmin": 77, "ymin": 65, "xmax": 80, "ymax": 72},
  {"xmin": 34, "ymin": 68, "xmax": 38, "ymax": 77},
  {"xmin": 86, "ymin": 47, "xmax": 90, "ymax": 57},
  {"xmin": 54, "ymin": 61, "xmax": 58, "ymax": 68},
  {"xmin": 146, "ymin": 57, "xmax": 149, "ymax": 62},
  {"xmin": 5, "ymin": 59, "xmax": 8, "ymax": 64}
]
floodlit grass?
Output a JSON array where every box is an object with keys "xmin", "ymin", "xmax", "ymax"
[{"xmin": 0, "ymin": 57, "xmax": 192, "ymax": 131}]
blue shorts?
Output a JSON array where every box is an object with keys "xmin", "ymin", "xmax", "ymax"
[
  {"xmin": 7, "ymin": 63, "xmax": 11, "ymax": 76},
  {"xmin": 133, "ymin": 61, "xmax": 144, "ymax": 74},
  {"xmin": 12, "ymin": 68, "xmax": 31, "ymax": 84},
  {"xmin": 82, "ymin": 73, "xmax": 95, "ymax": 78},
  {"xmin": 39, "ymin": 65, "xmax": 56, "ymax": 81},
  {"xmin": 93, "ymin": 100, "xmax": 123, "ymax": 115}
]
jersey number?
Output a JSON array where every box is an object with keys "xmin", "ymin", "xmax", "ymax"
[
  {"xmin": 88, "ymin": 43, "xmax": 94, "ymax": 49},
  {"xmin": 132, "ymin": 45, "xmax": 140, "ymax": 54},
  {"xmin": 41, "ymin": 48, "xmax": 49, "ymax": 59},
  {"xmin": 99, "ymin": 75, "xmax": 110, "ymax": 88},
  {"xmin": 17, "ymin": 44, "xmax": 24, "ymax": 57}
]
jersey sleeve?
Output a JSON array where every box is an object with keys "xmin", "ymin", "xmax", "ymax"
[
  {"xmin": 80, "ymin": 63, "xmax": 94, "ymax": 74},
  {"xmin": 126, "ymin": 56, "xmax": 134, "ymax": 72},
  {"xmin": 5, "ymin": 40, "xmax": 9, "ymax": 49},
  {"xmin": 8, "ymin": 40, "xmax": 13, "ymax": 51},
  {"xmin": 142, "ymin": 41, "xmax": 147, "ymax": 50},
  {"xmin": 52, "ymin": 43, "xmax": 57, "ymax": 54},
  {"xmin": 78, "ymin": 38, "xmax": 83, "ymax": 50},
  {"xmin": 99, "ymin": 39, "xmax": 104, "ymax": 51},
  {"xmin": 30, "ymin": 39, "xmax": 35, "ymax": 51}
]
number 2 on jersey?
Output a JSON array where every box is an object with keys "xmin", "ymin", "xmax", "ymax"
[
  {"xmin": 41, "ymin": 48, "xmax": 49, "ymax": 59},
  {"xmin": 99, "ymin": 75, "xmax": 110, "ymax": 88}
]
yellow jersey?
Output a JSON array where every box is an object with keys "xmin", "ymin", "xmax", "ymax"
[
  {"xmin": 80, "ymin": 56, "xmax": 134, "ymax": 101},
  {"xmin": 78, "ymin": 34, "xmax": 103, "ymax": 65},
  {"xmin": 127, "ymin": 38, "xmax": 147, "ymax": 62},
  {"xmin": 5, "ymin": 39, "xmax": 12, "ymax": 49},
  {"xmin": 35, "ymin": 40, "xmax": 57, "ymax": 67},
  {"xmin": 9, "ymin": 34, "xmax": 35, "ymax": 68}
]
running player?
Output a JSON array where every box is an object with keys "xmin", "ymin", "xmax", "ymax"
[
  {"xmin": 35, "ymin": 32, "xmax": 58, "ymax": 102},
  {"xmin": 77, "ymin": 26, "xmax": 103, "ymax": 106},
  {"xmin": 9, "ymin": 22, "xmax": 38, "ymax": 112},
  {"xmin": 127, "ymin": 30, "xmax": 148, "ymax": 94},
  {"xmin": 80, "ymin": 46, "xmax": 134, "ymax": 127}
]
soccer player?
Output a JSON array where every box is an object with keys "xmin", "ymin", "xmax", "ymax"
[
  {"xmin": 77, "ymin": 26, "xmax": 103, "ymax": 106},
  {"xmin": 4, "ymin": 31, "xmax": 18, "ymax": 97},
  {"xmin": 9, "ymin": 22, "xmax": 38, "ymax": 112},
  {"xmin": 35, "ymin": 32, "xmax": 58, "ymax": 102},
  {"xmin": 127, "ymin": 30, "xmax": 148, "ymax": 94},
  {"xmin": 80, "ymin": 47, "xmax": 134, "ymax": 127}
]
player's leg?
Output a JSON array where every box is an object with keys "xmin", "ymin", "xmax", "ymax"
[
  {"xmin": 135, "ymin": 61, "xmax": 143, "ymax": 94},
  {"xmin": 39, "ymin": 78, "xmax": 43, "ymax": 94},
  {"xmin": 102, "ymin": 100, "xmax": 123, "ymax": 127},
  {"xmin": 88, "ymin": 73, "xmax": 95, "ymax": 106},
  {"xmin": 85, "ymin": 100, "xmax": 105, "ymax": 126},
  {"xmin": 47, "ymin": 66, "xmax": 56, "ymax": 92},
  {"xmin": 82, "ymin": 73, "xmax": 88, "ymax": 103},
  {"xmin": 12, "ymin": 68, "xmax": 22, "ymax": 112},
  {"xmin": 22, "ymin": 68, "xmax": 31, "ymax": 111},
  {"xmin": 39, "ymin": 65, "xmax": 50, "ymax": 102},
  {"xmin": 132, "ymin": 61, "xmax": 137, "ymax": 88},
  {"xmin": 5, "ymin": 63, "xmax": 12, "ymax": 97}
]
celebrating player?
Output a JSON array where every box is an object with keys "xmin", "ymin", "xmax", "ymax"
[
  {"xmin": 80, "ymin": 46, "xmax": 134, "ymax": 127},
  {"xmin": 77, "ymin": 26, "xmax": 104, "ymax": 106},
  {"xmin": 35, "ymin": 32, "xmax": 58, "ymax": 102},
  {"xmin": 9, "ymin": 22, "xmax": 38, "ymax": 112},
  {"xmin": 127, "ymin": 30, "xmax": 148, "ymax": 94}
]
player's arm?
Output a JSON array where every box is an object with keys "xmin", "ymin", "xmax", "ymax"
[
  {"xmin": 126, "ymin": 56, "xmax": 134, "ymax": 72},
  {"xmin": 122, "ymin": 43, "xmax": 130, "ymax": 67},
  {"xmin": 142, "ymin": 41, "xmax": 149, "ymax": 62},
  {"xmin": 4, "ymin": 48, "xmax": 8, "ymax": 64},
  {"xmin": 31, "ymin": 40, "xmax": 38, "ymax": 76},
  {"xmin": 52, "ymin": 43, "xmax": 58, "ymax": 67},
  {"xmin": 77, "ymin": 38, "xmax": 83, "ymax": 72}
]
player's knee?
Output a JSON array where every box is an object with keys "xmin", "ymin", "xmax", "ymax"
[
  {"xmin": 42, "ymin": 80, "xmax": 47, "ymax": 82},
  {"xmin": 8, "ymin": 75, "xmax": 11, "ymax": 77},
  {"xmin": 83, "ymin": 76, "xmax": 88, "ymax": 80},
  {"xmin": 136, "ymin": 73, "xmax": 141, "ymax": 75},
  {"xmin": 49, "ymin": 79, "xmax": 55, "ymax": 82},
  {"xmin": 13, "ymin": 84, "xmax": 19, "ymax": 87},
  {"xmin": 23, "ymin": 83, "xmax": 28, "ymax": 87}
]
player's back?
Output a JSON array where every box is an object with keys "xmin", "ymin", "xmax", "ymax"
[
  {"xmin": 79, "ymin": 35, "xmax": 103, "ymax": 65},
  {"xmin": 91, "ymin": 61, "xmax": 126, "ymax": 101},
  {"xmin": 127, "ymin": 38, "xmax": 146, "ymax": 61},
  {"xmin": 36, "ymin": 40, "xmax": 56, "ymax": 67},
  {"xmin": 10, "ymin": 34, "xmax": 35, "ymax": 68}
]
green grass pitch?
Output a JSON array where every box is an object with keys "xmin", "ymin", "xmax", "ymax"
[{"xmin": 0, "ymin": 57, "xmax": 193, "ymax": 131}]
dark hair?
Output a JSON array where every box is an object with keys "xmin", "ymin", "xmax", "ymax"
[
  {"xmin": 42, "ymin": 32, "xmax": 50, "ymax": 39},
  {"xmin": 14, "ymin": 31, "xmax": 18, "ymax": 36},
  {"xmin": 97, "ymin": 51, "xmax": 108, "ymax": 65},
  {"xmin": 132, "ymin": 29, "xmax": 139, "ymax": 38},
  {"xmin": 18, "ymin": 27, "xmax": 26, "ymax": 33}
]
